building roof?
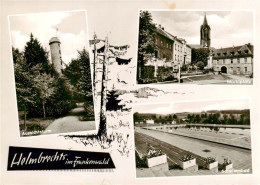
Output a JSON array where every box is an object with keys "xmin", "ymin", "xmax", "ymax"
[
  {"xmin": 186, "ymin": 44, "xmax": 192, "ymax": 49},
  {"xmin": 49, "ymin": 37, "xmax": 61, "ymax": 45},
  {"xmin": 212, "ymin": 44, "xmax": 254, "ymax": 59},
  {"xmin": 156, "ymin": 27, "xmax": 175, "ymax": 41}
]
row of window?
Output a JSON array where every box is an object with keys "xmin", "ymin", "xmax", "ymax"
[
  {"xmin": 217, "ymin": 67, "xmax": 248, "ymax": 72},
  {"xmin": 215, "ymin": 57, "xmax": 249, "ymax": 64},
  {"xmin": 214, "ymin": 50, "xmax": 249, "ymax": 57},
  {"xmin": 174, "ymin": 44, "xmax": 183, "ymax": 52},
  {"xmin": 156, "ymin": 38, "xmax": 172, "ymax": 49}
]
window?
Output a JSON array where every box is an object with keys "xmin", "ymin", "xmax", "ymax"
[
  {"xmin": 223, "ymin": 59, "xmax": 225, "ymax": 64},
  {"xmin": 237, "ymin": 67, "xmax": 240, "ymax": 71},
  {"xmin": 161, "ymin": 41, "xmax": 163, "ymax": 46},
  {"xmin": 245, "ymin": 67, "xmax": 247, "ymax": 72},
  {"xmin": 237, "ymin": 58, "xmax": 240, "ymax": 64},
  {"xmin": 155, "ymin": 50, "xmax": 158, "ymax": 58},
  {"xmin": 175, "ymin": 54, "xmax": 176, "ymax": 61},
  {"xmin": 166, "ymin": 43, "xmax": 168, "ymax": 48},
  {"xmin": 231, "ymin": 59, "xmax": 233, "ymax": 64},
  {"xmin": 244, "ymin": 58, "xmax": 247, "ymax": 63}
]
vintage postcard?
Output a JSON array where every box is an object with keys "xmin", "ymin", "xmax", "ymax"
[{"xmin": 1, "ymin": 0, "xmax": 259, "ymax": 185}]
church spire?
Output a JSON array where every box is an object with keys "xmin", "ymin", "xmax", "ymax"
[
  {"xmin": 200, "ymin": 12, "xmax": 211, "ymax": 48},
  {"xmin": 203, "ymin": 13, "xmax": 208, "ymax": 26}
]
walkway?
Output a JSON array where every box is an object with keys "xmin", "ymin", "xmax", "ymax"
[{"xmin": 43, "ymin": 103, "xmax": 96, "ymax": 135}]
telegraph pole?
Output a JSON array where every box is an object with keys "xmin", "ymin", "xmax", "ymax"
[
  {"xmin": 93, "ymin": 33, "xmax": 97, "ymax": 91},
  {"xmin": 97, "ymin": 36, "xmax": 108, "ymax": 138}
]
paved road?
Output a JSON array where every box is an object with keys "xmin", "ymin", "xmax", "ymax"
[
  {"xmin": 135, "ymin": 127, "xmax": 252, "ymax": 171},
  {"xmin": 43, "ymin": 103, "xmax": 96, "ymax": 134}
]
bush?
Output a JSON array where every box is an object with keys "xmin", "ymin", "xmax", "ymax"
[
  {"xmin": 138, "ymin": 78, "xmax": 157, "ymax": 84},
  {"xmin": 141, "ymin": 66, "xmax": 155, "ymax": 79},
  {"xmin": 135, "ymin": 152, "xmax": 148, "ymax": 168},
  {"xmin": 164, "ymin": 75, "xmax": 175, "ymax": 81},
  {"xmin": 84, "ymin": 101, "xmax": 94, "ymax": 117},
  {"xmin": 46, "ymin": 100, "xmax": 76, "ymax": 118}
]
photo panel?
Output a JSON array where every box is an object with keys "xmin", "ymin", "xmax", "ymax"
[
  {"xmin": 136, "ymin": 10, "xmax": 254, "ymax": 85},
  {"xmin": 9, "ymin": 10, "xmax": 96, "ymax": 137},
  {"xmin": 133, "ymin": 99, "xmax": 252, "ymax": 177}
]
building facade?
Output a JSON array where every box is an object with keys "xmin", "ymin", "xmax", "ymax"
[
  {"xmin": 152, "ymin": 26, "xmax": 191, "ymax": 67},
  {"xmin": 154, "ymin": 26, "xmax": 174, "ymax": 61},
  {"xmin": 49, "ymin": 37, "xmax": 63, "ymax": 73},
  {"xmin": 173, "ymin": 38, "xmax": 192, "ymax": 67},
  {"xmin": 208, "ymin": 44, "xmax": 253, "ymax": 75}
]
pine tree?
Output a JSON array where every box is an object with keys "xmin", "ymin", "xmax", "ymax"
[
  {"xmin": 106, "ymin": 86, "xmax": 124, "ymax": 111},
  {"xmin": 78, "ymin": 49, "xmax": 92, "ymax": 97},
  {"xmin": 24, "ymin": 33, "xmax": 49, "ymax": 70}
]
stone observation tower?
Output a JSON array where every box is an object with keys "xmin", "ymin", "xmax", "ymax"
[{"xmin": 49, "ymin": 37, "xmax": 63, "ymax": 73}]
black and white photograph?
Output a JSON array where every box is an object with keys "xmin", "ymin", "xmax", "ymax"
[
  {"xmin": 136, "ymin": 11, "xmax": 254, "ymax": 85},
  {"xmin": 9, "ymin": 11, "xmax": 96, "ymax": 136},
  {"xmin": 134, "ymin": 99, "xmax": 252, "ymax": 177}
]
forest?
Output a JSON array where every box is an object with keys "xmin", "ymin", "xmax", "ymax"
[{"xmin": 134, "ymin": 110, "xmax": 250, "ymax": 125}]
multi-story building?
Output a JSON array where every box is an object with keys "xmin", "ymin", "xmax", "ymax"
[
  {"xmin": 208, "ymin": 44, "xmax": 253, "ymax": 75},
  {"xmin": 150, "ymin": 25, "xmax": 191, "ymax": 67},
  {"xmin": 154, "ymin": 25, "xmax": 174, "ymax": 61},
  {"xmin": 173, "ymin": 37, "xmax": 192, "ymax": 67}
]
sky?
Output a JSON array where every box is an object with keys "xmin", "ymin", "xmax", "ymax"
[
  {"xmin": 150, "ymin": 11, "xmax": 254, "ymax": 48},
  {"xmin": 9, "ymin": 11, "xmax": 88, "ymax": 64},
  {"xmin": 134, "ymin": 99, "xmax": 250, "ymax": 114}
]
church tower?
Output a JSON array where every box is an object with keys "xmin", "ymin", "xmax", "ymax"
[
  {"xmin": 49, "ymin": 37, "xmax": 63, "ymax": 73},
  {"xmin": 200, "ymin": 13, "xmax": 211, "ymax": 48}
]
